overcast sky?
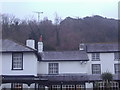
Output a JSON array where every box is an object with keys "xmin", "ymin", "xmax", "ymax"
[{"xmin": 0, "ymin": 0, "xmax": 119, "ymax": 22}]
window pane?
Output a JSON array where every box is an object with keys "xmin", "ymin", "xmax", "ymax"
[
  {"xmin": 49, "ymin": 63, "xmax": 59, "ymax": 74},
  {"xmin": 92, "ymin": 53, "xmax": 100, "ymax": 61},
  {"xmin": 114, "ymin": 64, "xmax": 120, "ymax": 74},
  {"xmin": 12, "ymin": 83, "xmax": 23, "ymax": 90},
  {"xmin": 114, "ymin": 52, "xmax": 120, "ymax": 60},
  {"xmin": 92, "ymin": 64, "xmax": 101, "ymax": 74},
  {"xmin": 12, "ymin": 53, "xmax": 23, "ymax": 70}
]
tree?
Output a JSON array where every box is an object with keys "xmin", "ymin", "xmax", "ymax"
[
  {"xmin": 54, "ymin": 12, "xmax": 62, "ymax": 48},
  {"xmin": 101, "ymin": 72, "xmax": 113, "ymax": 82},
  {"xmin": 101, "ymin": 72, "xmax": 113, "ymax": 89}
]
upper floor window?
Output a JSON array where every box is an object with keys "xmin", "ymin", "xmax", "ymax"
[
  {"xmin": 92, "ymin": 53, "xmax": 100, "ymax": 61},
  {"xmin": 12, "ymin": 53, "xmax": 23, "ymax": 70},
  {"xmin": 114, "ymin": 64, "xmax": 120, "ymax": 74},
  {"xmin": 48, "ymin": 63, "xmax": 59, "ymax": 74},
  {"xmin": 114, "ymin": 52, "xmax": 120, "ymax": 60},
  {"xmin": 92, "ymin": 64, "xmax": 101, "ymax": 74}
]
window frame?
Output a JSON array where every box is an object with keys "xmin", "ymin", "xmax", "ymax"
[
  {"xmin": 11, "ymin": 83, "xmax": 23, "ymax": 90},
  {"xmin": 92, "ymin": 53, "xmax": 100, "ymax": 61},
  {"xmin": 12, "ymin": 52, "xmax": 23, "ymax": 70},
  {"xmin": 114, "ymin": 52, "xmax": 120, "ymax": 61},
  {"xmin": 48, "ymin": 63, "xmax": 59, "ymax": 74},
  {"xmin": 92, "ymin": 64, "xmax": 101, "ymax": 74},
  {"xmin": 114, "ymin": 64, "xmax": 120, "ymax": 74}
]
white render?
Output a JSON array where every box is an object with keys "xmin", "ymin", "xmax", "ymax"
[
  {"xmin": 38, "ymin": 42, "xmax": 43, "ymax": 52},
  {"xmin": 38, "ymin": 52, "xmax": 118, "ymax": 75},
  {"xmin": 88, "ymin": 53, "xmax": 116, "ymax": 74},
  {"xmin": 0, "ymin": 53, "xmax": 2, "ymax": 75},
  {"xmin": 38, "ymin": 61, "xmax": 89, "ymax": 74},
  {"xmin": 26, "ymin": 39, "xmax": 35, "ymax": 49},
  {"xmin": 85, "ymin": 82, "xmax": 93, "ymax": 90},
  {"xmin": 2, "ymin": 52, "xmax": 37, "ymax": 76}
]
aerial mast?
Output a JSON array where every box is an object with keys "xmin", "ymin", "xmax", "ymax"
[{"xmin": 33, "ymin": 11, "xmax": 43, "ymax": 22}]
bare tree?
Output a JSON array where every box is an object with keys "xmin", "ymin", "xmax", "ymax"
[{"xmin": 54, "ymin": 12, "xmax": 62, "ymax": 47}]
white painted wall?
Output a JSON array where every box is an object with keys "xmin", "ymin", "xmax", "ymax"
[
  {"xmin": 26, "ymin": 39, "xmax": 35, "ymax": 49},
  {"xmin": 1, "ymin": 83, "xmax": 11, "ymax": 89},
  {"xmin": 0, "ymin": 53, "xmax": 2, "ymax": 75},
  {"xmin": 88, "ymin": 53, "xmax": 115, "ymax": 74},
  {"xmin": 1, "ymin": 83, "xmax": 31, "ymax": 89},
  {"xmin": 2, "ymin": 52, "xmax": 37, "ymax": 76},
  {"xmin": 85, "ymin": 82, "xmax": 93, "ymax": 90},
  {"xmin": 38, "ymin": 52, "xmax": 117, "ymax": 75},
  {"xmin": 38, "ymin": 61, "xmax": 89, "ymax": 74},
  {"xmin": 1, "ymin": 51, "xmax": 117, "ymax": 76}
]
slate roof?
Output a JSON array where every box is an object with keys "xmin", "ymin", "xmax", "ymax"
[
  {"xmin": 1, "ymin": 39, "xmax": 36, "ymax": 52},
  {"xmin": 86, "ymin": 43, "xmax": 119, "ymax": 52},
  {"xmin": 40, "ymin": 51, "xmax": 89, "ymax": 61},
  {"xmin": 88, "ymin": 74, "xmax": 120, "ymax": 81},
  {"xmin": 38, "ymin": 74, "xmax": 89, "ymax": 82},
  {"xmin": 38, "ymin": 74, "xmax": 120, "ymax": 82}
]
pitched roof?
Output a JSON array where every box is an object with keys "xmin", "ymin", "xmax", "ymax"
[
  {"xmin": 86, "ymin": 43, "xmax": 119, "ymax": 52},
  {"xmin": 38, "ymin": 74, "xmax": 88, "ymax": 82},
  {"xmin": 38, "ymin": 74, "xmax": 120, "ymax": 82},
  {"xmin": 40, "ymin": 51, "xmax": 89, "ymax": 61},
  {"xmin": 1, "ymin": 39, "xmax": 36, "ymax": 52}
]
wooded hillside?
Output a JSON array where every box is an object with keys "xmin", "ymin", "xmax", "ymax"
[{"xmin": 2, "ymin": 14, "xmax": 118, "ymax": 51}]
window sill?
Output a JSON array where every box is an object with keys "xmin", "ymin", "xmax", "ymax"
[
  {"xmin": 92, "ymin": 59, "xmax": 100, "ymax": 61},
  {"xmin": 92, "ymin": 73, "xmax": 101, "ymax": 75},
  {"xmin": 114, "ymin": 59, "xmax": 120, "ymax": 61},
  {"xmin": 11, "ymin": 69, "xmax": 23, "ymax": 70},
  {"xmin": 48, "ymin": 73, "xmax": 59, "ymax": 75}
]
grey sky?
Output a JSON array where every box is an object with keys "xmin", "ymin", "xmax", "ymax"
[{"xmin": 1, "ymin": 0, "xmax": 119, "ymax": 22}]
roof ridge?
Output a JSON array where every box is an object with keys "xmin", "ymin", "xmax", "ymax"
[{"xmin": 86, "ymin": 42, "xmax": 118, "ymax": 44}]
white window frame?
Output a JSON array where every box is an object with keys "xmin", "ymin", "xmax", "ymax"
[
  {"xmin": 114, "ymin": 52, "xmax": 120, "ymax": 61},
  {"xmin": 52, "ymin": 85, "xmax": 61, "ymax": 90},
  {"xmin": 76, "ymin": 84, "xmax": 85, "ymax": 89},
  {"xmin": 92, "ymin": 53, "xmax": 100, "ymax": 61},
  {"xmin": 114, "ymin": 64, "xmax": 120, "ymax": 74},
  {"xmin": 12, "ymin": 83, "xmax": 23, "ymax": 90},
  {"xmin": 62, "ymin": 85, "xmax": 75, "ymax": 89},
  {"xmin": 92, "ymin": 64, "xmax": 101, "ymax": 74},
  {"xmin": 48, "ymin": 63, "xmax": 59, "ymax": 74},
  {"xmin": 12, "ymin": 53, "xmax": 23, "ymax": 70}
]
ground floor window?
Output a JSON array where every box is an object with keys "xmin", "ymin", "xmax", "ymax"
[
  {"xmin": 94, "ymin": 81, "xmax": 119, "ymax": 90},
  {"xmin": 52, "ymin": 85, "xmax": 61, "ymax": 90},
  {"xmin": 36, "ymin": 85, "xmax": 45, "ymax": 90},
  {"xmin": 62, "ymin": 85, "xmax": 75, "ymax": 90},
  {"xmin": 76, "ymin": 85, "xmax": 85, "ymax": 90},
  {"xmin": 11, "ymin": 83, "xmax": 23, "ymax": 90},
  {"xmin": 50, "ymin": 84, "xmax": 85, "ymax": 90}
]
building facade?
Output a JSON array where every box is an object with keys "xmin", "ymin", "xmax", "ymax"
[{"xmin": 0, "ymin": 39, "xmax": 120, "ymax": 90}]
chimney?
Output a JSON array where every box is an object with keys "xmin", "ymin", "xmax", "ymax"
[
  {"xmin": 38, "ymin": 35, "xmax": 43, "ymax": 52},
  {"xmin": 79, "ymin": 43, "xmax": 86, "ymax": 51},
  {"xmin": 26, "ymin": 39, "xmax": 35, "ymax": 49}
]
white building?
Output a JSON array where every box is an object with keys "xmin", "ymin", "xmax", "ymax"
[{"xmin": 0, "ymin": 39, "xmax": 120, "ymax": 90}]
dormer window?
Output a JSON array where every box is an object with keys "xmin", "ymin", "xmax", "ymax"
[
  {"xmin": 114, "ymin": 52, "xmax": 120, "ymax": 60},
  {"xmin": 12, "ymin": 53, "xmax": 23, "ymax": 70},
  {"xmin": 92, "ymin": 53, "xmax": 100, "ymax": 61}
]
